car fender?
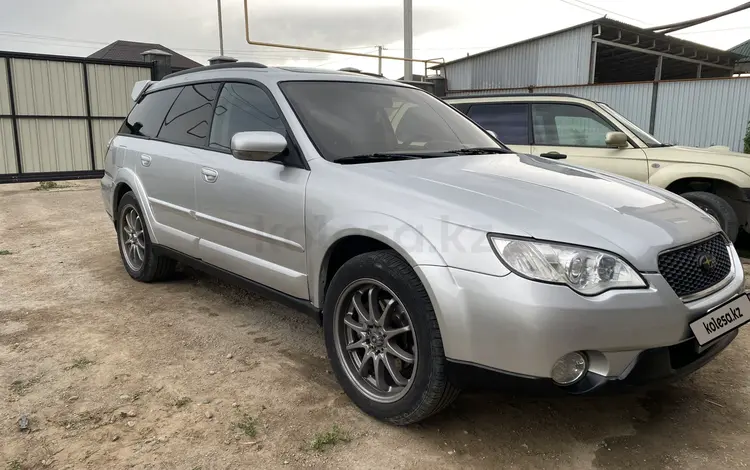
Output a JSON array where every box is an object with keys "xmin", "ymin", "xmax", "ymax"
[
  {"xmin": 649, "ymin": 163, "xmax": 750, "ymax": 190},
  {"xmin": 113, "ymin": 167, "xmax": 160, "ymax": 245},
  {"xmin": 307, "ymin": 211, "xmax": 447, "ymax": 308}
]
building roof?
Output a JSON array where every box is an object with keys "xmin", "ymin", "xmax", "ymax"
[
  {"xmin": 398, "ymin": 74, "xmax": 426, "ymax": 81},
  {"xmin": 730, "ymin": 38, "xmax": 750, "ymax": 59},
  {"xmin": 433, "ymin": 17, "xmax": 744, "ymax": 69},
  {"xmin": 88, "ymin": 40, "xmax": 202, "ymax": 70}
]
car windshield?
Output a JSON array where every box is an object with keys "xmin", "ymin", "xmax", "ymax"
[
  {"xmin": 279, "ymin": 81, "xmax": 504, "ymax": 162},
  {"xmin": 598, "ymin": 102, "xmax": 666, "ymax": 147}
]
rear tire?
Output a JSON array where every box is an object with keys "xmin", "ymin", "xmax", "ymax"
[
  {"xmin": 116, "ymin": 191, "xmax": 176, "ymax": 282},
  {"xmin": 323, "ymin": 250, "xmax": 460, "ymax": 425},
  {"xmin": 681, "ymin": 191, "xmax": 739, "ymax": 242}
]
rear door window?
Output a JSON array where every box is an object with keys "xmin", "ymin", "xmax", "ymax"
[
  {"xmin": 119, "ymin": 87, "xmax": 181, "ymax": 138},
  {"xmin": 157, "ymin": 83, "xmax": 221, "ymax": 147},
  {"xmin": 467, "ymin": 103, "xmax": 529, "ymax": 145}
]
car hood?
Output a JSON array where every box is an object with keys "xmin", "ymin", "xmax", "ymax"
[
  {"xmin": 345, "ymin": 153, "xmax": 722, "ymax": 271},
  {"xmin": 649, "ymin": 145, "xmax": 750, "ymax": 170}
]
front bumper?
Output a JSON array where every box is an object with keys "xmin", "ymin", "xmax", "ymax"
[
  {"xmin": 446, "ymin": 329, "xmax": 738, "ymax": 394},
  {"xmin": 416, "ymin": 245, "xmax": 745, "ymax": 386}
]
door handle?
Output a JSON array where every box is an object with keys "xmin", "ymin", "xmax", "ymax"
[
  {"xmin": 539, "ymin": 152, "xmax": 567, "ymax": 160},
  {"xmin": 140, "ymin": 154, "xmax": 152, "ymax": 167},
  {"xmin": 201, "ymin": 167, "xmax": 219, "ymax": 183}
]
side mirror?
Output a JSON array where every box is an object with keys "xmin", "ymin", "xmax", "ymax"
[
  {"xmin": 485, "ymin": 129, "xmax": 499, "ymax": 140},
  {"xmin": 231, "ymin": 131, "xmax": 287, "ymax": 161},
  {"xmin": 605, "ymin": 131, "xmax": 628, "ymax": 149}
]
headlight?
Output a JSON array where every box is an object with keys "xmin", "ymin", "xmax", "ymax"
[{"xmin": 489, "ymin": 236, "xmax": 646, "ymax": 295}]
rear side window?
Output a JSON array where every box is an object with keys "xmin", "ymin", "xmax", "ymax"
[
  {"xmin": 119, "ymin": 87, "xmax": 181, "ymax": 138},
  {"xmin": 468, "ymin": 103, "xmax": 529, "ymax": 145},
  {"xmin": 209, "ymin": 83, "xmax": 285, "ymax": 152},
  {"xmin": 158, "ymin": 83, "xmax": 221, "ymax": 147}
]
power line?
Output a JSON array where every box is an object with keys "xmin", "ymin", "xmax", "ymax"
[
  {"xmin": 556, "ymin": 0, "xmax": 648, "ymax": 25},
  {"xmin": 649, "ymin": 1, "xmax": 750, "ymax": 34},
  {"xmin": 673, "ymin": 25, "xmax": 750, "ymax": 35}
]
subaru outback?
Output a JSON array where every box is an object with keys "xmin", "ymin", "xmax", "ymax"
[{"xmin": 101, "ymin": 63, "xmax": 748, "ymax": 424}]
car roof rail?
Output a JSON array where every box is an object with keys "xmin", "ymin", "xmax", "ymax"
[
  {"xmin": 163, "ymin": 61, "xmax": 268, "ymax": 80},
  {"xmin": 338, "ymin": 67, "xmax": 385, "ymax": 78},
  {"xmin": 445, "ymin": 92, "xmax": 579, "ymax": 100}
]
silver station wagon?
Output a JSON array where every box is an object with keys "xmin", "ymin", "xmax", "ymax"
[{"xmin": 101, "ymin": 63, "xmax": 748, "ymax": 424}]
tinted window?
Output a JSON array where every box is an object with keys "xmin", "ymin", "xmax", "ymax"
[
  {"xmin": 468, "ymin": 103, "xmax": 529, "ymax": 145},
  {"xmin": 157, "ymin": 83, "xmax": 221, "ymax": 146},
  {"xmin": 280, "ymin": 81, "xmax": 500, "ymax": 161},
  {"xmin": 532, "ymin": 103, "xmax": 616, "ymax": 147},
  {"xmin": 209, "ymin": 83, "xmax": 285, "ymax": 152},
  {"xmin": 119, "ymin": 88, "xmax": 180, "ymax": 138}
]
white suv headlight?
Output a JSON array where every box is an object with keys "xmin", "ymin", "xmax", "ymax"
[{"xmin": 489, "ymin": 236, "xmax": 646, "ymax": 295}]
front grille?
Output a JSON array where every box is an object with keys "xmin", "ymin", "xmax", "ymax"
[{"xmin": 657, "ymin": 234, "xmax": 731, "ymax": 299}]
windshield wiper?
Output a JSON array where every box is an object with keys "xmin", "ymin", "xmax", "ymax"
[
  {"xmin": 335, "ymin": 153, "xmax": 424, "ymax": 164},
  {"xmin": 438, "ymin": 147, "xmax": 512, "ymax": 155}
]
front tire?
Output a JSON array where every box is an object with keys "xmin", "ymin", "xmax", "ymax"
[
  {"xmin": 116, "ymin": 191, "xmax": 175, "ymax": 282},
  {"xmin": 681, "ymin": 191, "xmax": 739, "ymax": 242},
  {"xmin": 323, "ymin": 250, "xmax": 460, "ymax": 425}
]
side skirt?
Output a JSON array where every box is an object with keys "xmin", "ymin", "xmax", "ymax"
[{"xmin": 152, "ymin": 245, "xmax": 322, "ymax": 325}]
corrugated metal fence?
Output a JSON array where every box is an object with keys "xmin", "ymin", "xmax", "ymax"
[
  {"xmin": 446, "ymin": 77, "xmax": 750, "ymax": 153},
  {"xmin": 0, "ymin": 51, "xmax": 154, "ymax": 183},
  {"xmin": 654, "ymin": 79, "xmax": 750, "ymax": 151}
]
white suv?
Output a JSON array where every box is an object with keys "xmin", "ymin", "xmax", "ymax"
[{"xmin": 447, "ymin": 94, "xmax": 750, "ymax": 243}]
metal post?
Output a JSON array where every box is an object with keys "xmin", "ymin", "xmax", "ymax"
[
  {"xmin": 81, "ymin": 63, "xmax": 97, "ymax": 172},
  {"xmin": 403, "ymin": 0, "xmax": 413, "ymax": 81},
  {"xmin": 655, "ymin": 55, "xmax": 663, "ymax": 81},
  {"xmin": 217, "ymin": 0, "xmax": 225, "ymax": 56},
  {"xmin": 588, "ymin": 41, "xmax": 598, "ymax": 84},
  {"xmin": 649, "ymin": 56, "xmax": 663, "ymax": 135},
  {"xmin": 697, "ymin": 63, "xmax": 702, "ymax": 78},
  {"xmin": 378, "ymin": 46, "xmax": 383, "ymax": 75},
  {"xmin": 5, "ymin": 59, "xmax": 22, "ymax": 175}
]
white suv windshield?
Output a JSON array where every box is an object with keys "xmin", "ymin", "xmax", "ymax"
[
  {"xmin": 598, "ymin": 103, "xmax": 664, "ymax": 147},
  {"xmin": 280, "ymin": 81, "xmax": 501, "ymax": 161}
]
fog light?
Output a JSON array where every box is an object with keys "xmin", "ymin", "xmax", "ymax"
[{"xmin": 551, "ymin": 352, "xmax": 588, "ymax": 385}]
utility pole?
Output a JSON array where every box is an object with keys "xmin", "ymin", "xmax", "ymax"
[
  {"xmin": 403, "ymin": 0, "xmax": 413, "ymax": 81},
  {"xmin": 217, "ymin": 0, "xmax": 225, "ymax": 56},
  {"xmin": 377, "ymin": 46, "xmax": 383, "ymax": 75}
]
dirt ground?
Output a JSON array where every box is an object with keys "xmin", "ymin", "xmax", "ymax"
[{"xmin": 2, "ymin": 180, "xmax": 750, "ymax": 470}]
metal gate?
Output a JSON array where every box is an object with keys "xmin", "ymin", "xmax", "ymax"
[{"xmin": 0, "ymin": 51, "xmax": 155, "ymax": 184}]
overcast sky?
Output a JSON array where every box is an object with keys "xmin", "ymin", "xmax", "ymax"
[{"xmin": 1, "ymin": 0, "xmax": 750, "ymax": 78}]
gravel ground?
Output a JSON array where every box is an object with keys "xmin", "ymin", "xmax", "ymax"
[{"xmin": 1, "ymin": 180, "xmax": 750, "ymax": 470}]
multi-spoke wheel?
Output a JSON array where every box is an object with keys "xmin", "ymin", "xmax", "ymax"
[
  {"xmin": 116, "ymin": 191, "xmax": 175, "ymax": 282},
  {"xmin": 120, "ymin": 206, "xmax": 145, "ymax": 272},
  {"xmin": 323, "ymin": 250, "xmax": 460, "ymax": 424},
  {"xmin": 334, "ymin": 280, "xmax": 417, "ymax": 403}
]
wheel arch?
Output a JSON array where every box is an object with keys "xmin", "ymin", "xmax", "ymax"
[
  {"xmin": 309, "ymin": 216, "xmax": 447, "ymax": 309},
  {"xmin": 111, "ymin": 168, "xmax": 160, "ymax": 244},
  {"xmin": 663, "ymin": 175, "xmax": 748, "ymax": 227}
]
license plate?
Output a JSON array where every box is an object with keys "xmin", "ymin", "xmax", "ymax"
[{"xmin": 690, "ymin": 293, "xmax": 750, "ymax": 345}]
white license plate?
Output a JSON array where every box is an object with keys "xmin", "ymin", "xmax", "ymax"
[{"xmin": 690, "ymin": 293, "xmax": 750, "ymax": 345}]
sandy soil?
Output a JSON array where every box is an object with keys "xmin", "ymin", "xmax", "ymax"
[{"xmin": 2, "ymin": 180, "xmax": 750, "ymax": 470}]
